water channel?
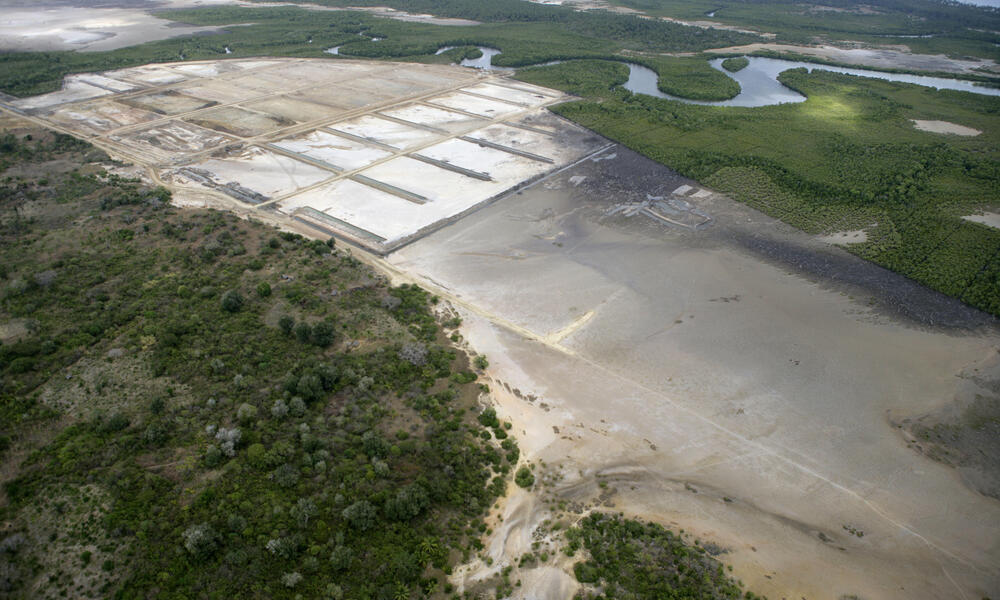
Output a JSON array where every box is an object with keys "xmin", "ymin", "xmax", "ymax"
[
  {"xmin": 623, "ymin": 56, "xmax": 1000, "ymax": 106},
  {"xmin": 434, "ymin": 45, "xmax": 1000, "ymax": 106}
]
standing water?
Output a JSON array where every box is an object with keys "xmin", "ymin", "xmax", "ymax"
[
  {"xmin": 435, "ymin": 46, "xmax": 512, "ymax": 71},
  {"xmin": 426, "ymin": 47, "xmax": 999, "ymax": 106},
  {"xmin": 624, "ymin": 56, "xmax": 1000, "ymax": 107}
]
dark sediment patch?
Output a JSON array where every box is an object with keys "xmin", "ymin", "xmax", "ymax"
[
  {"xmin": 724, "ymin": 229, "xmax": 999, "ymax": 331},
  {"xmin": 896, "ymin": 376, "xmax": 1000, "ymax": 500},
  {"xmin": 560, "ymin": 143, "xmax": 998, "ymax": 332}
]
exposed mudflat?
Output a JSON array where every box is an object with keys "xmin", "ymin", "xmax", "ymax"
[
  {"xmin": 706, "ymin": 42, "xmax": 1000, "ymax": 75},
  {"xmin": 388, "ymin": 144, "xmax": 1000, "ymax": 599},
  {"xmin": 912, "ymin": 119, "xmax": 983, "ymax": 136},
  {"xmin": 898, "ymin": 382, "xmax": 1000, "ymax": 501},
  {"xmin": 0, "ymin": 1, "xmax": 240, "ymax": 52},
  {"xmin": 0, "ymin": 0, "xmax": 478, "ymax": 53},
  {"xmin": 817, "ymin": 229, "xmax": 868, "ymax": 244},
  {"xmin": 964, "ymin": 212, "xmax": 1000, "ymax": 230}
]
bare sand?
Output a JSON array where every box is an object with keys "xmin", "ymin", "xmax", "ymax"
[
  {"xmin": 817, "ymin": 229, "xmax": 869, "ymax": 244},
  {"xmin": 387, "ymin": 145, "xmax": 1000, "ymax": 599},
  {"xmin": 241, "ymin": 2, "xmax": 482, "ymax": 25},
  {"xmin": 0, "ymin": 4, "xmax": 238, "ymax": 52},
  {"xmin": 912, "ymin": 119, "xmax": 983, "ymax": 136},
  {"xmin": 0, "ymin": 0, "xmax": 477, "ymax": 54},
  {"xmin": 524, "ymin": 0, "xmax": 642, "ymax": 15},
  {"xmin": 706, "ymin": 42, "xmax": 999, "ymax": 75},
  {"xmin": 963, "ymin": 212, "xmax": 1000, "ymax": 230}
]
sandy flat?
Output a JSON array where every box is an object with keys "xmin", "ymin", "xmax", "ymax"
[
  {"xmin": 912, "ymin": 119, "xmax": 982, "ymax": 136},
  {"xmin": 0, "ymin": 7, "xmax": 233, "ymax": 52},
  {"xmin": 963, "ymin": 212, "xmax": 1000, "ymax": 230},
  {"xmin": 705, "ymin": 43, "xmax": 998, "ymax": 75},
  {"xmin": 817, "ymin": 229, "xmax": 869, "ymax": 244},
  {"xmin": 388, "ymin": 145, "xmax": 1000, "ymax": 599}
]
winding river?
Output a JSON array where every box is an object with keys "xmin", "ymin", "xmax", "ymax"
[
  {"xmin": 435, "ymin": 46, "xmax": 1000, "ymax": 106},
  {"xmin": 624, "ymin": 56, "xmax": 1000, "ymax": 107},
  {"xmin": 435, "ymin": 46, "xmax": 512, "ymax": 70}
]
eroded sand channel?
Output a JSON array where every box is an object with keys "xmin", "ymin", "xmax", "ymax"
[{"xmin": 388, "ymin": 147, "xmax": 1000, "ymax": 599}]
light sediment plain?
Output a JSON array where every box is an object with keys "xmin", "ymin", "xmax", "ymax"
[
  {"xmin": 388, "ymin": 147, "xmax": 1000, "ymax": 599},
  {"xmin": 0, "ymin": 1, "xmax": 243, "ymax": 52},
  {"xmin": 706, "ymin": 42, "xmax": 1000, "ymax": 75}
]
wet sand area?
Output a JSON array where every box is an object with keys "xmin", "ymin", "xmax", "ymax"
[{"xmin": 387, "ymin": 146, "xmax": 1000, "ymax": 599}]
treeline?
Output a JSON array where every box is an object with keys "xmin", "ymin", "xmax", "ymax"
[
  {"xmin": 565, "ymin": 513, "xmax": 761, "ymax": 599},
  {"xmin": 1, "ymin": 131, "xmax": 520, "ymax": 598},
  {"xmin": 615, "ymin": 0, "xmax": 1000, "ymax": 60},
  {"xmin": 246, "ymin": 0, "xmax": 760, "ymax": 50}
]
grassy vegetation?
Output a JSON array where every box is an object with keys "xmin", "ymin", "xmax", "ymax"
[
  {"xmin": 608, "ymin": 0, "xmax": 1000, "ymax": 62},
  {"xmin": 565, "ymin": 513, "xmax": 761, "ymax": 599},
  {"xmin": 0, "ymin": 127, "xmax": 520, "ymax": 599},
  {"xmin": 516, "ymin": 61, "xmax": 1000, "ymax": 317},
  {"xmin": 722, "ymin": 56, "xmax": 749, "ymax": 72}
]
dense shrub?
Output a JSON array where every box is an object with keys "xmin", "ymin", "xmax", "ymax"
[{"xmin": 515, "ymin": 466, "xmax": 535, "ymax": 488}]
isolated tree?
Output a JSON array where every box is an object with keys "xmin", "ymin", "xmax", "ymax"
[
  {"xmin": 515, "ymin": 466, "xmax": 535, "ymax": 489},
  {"xmin": 271, "ymin": 399, "xmax": 289, "ymax": 419},
  {"xmin": 236, "ymin": 403, "xmax": 257, "ymax": 424},
  {"xmin": 282, "ymin": 572, "xmax": 303, "ymax": 588},
  {"xmin": 311, "ymin": 321, "xmax": 335, "ymax": 347},
  {"xmin": 221, "ymin": 289, "xmax": 244, "ymax": 313},
  {"xmin": 279, "ymin": 315, "xmax": 295, "ymax": 335},
  {"xmin": 292, "ymin": 497, "xmax": 318, "ymax": 528},
  {"xmin": 289, "ymin": 397, "xmax": 306, "ymax": 418},
  {"xmin": 296, "ymin": 374, "xmax": 323, "ymax": 402},
  {"xmin": 398, "ymin": 342, "xmax": 427, "ymax": 366},
  {"xmin": 182, "ymin": 523, "xmax": 219, "ymax": 557},
  {"xmin": 215, "ymin": 427, "xmax": 241, "ymax": 457},
  {"xmin": 341, "ymin": 500, "xmax": 377, "ymax": 531},
  {"xmin": 294, "ymin": 321, "xmax": 312, "ymax": 343}
]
